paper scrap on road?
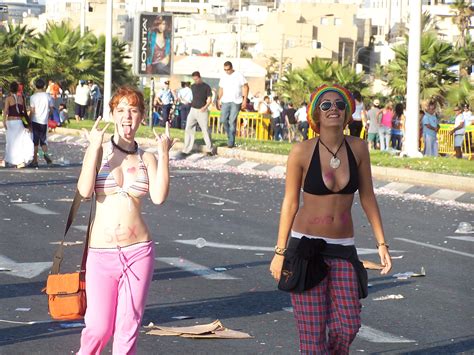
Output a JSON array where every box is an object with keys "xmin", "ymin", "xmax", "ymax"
[
  {"xmin": 393, "ymin": 267, "xmax": 426, "ymax": 279},
  {"xmin": 49, "ymin": 241, "xmax": 84, "ymax": 246},
  {"xmin": 210, "ymin": 202, "xmax": 225, "ymax": 206},
  {"xmin": 373, "ymin": 294, "xmax": 404, "ymax": 301},
  {"xmin": 391, "ymin": 255, "xmax": 404, "ymax": 259},
  {"xmin": 171, "ymin": 316, "xmax": 194, "ymax": 320},
  {"xmin": 145, "ymin": 319, "xmax": 252, "ymax": 339},
  {"xmin": 15, "ymin": 308, "xmax": 31, "ymax": 312},
  {"xmin": 455, "ymin": 222, "xmax": 474, "ymax": 234}
]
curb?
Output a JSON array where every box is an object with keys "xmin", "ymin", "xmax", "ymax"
[{"xmin": 54, "ymin": 127, "xmax": 474, "ymax": 193}]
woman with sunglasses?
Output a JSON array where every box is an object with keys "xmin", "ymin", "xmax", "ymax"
[{"xmin": 270, "ymin": 84, "xmax": 391, "ymax": 354}]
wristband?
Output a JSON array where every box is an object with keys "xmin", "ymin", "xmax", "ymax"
[
  {"xmin": 376, "ymin": 242, "xmax": 389, "ymax": 249},
  {"xmin": 274, "ymin": 246, "xmax": 287, "ymax": 256}
]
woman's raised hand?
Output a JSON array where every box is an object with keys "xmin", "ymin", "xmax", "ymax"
[
  {"xmin": 82, "ymin": 116, "xmax": 110, "ymax": 150},
  {"xmin": 153, "ymin": 122, "xmax": 178, "ymax": 154}
]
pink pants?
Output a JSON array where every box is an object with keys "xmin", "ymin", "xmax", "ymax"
[{"xmin": 78, "ymin": 241, "xmax": 155, "ymax": 355}]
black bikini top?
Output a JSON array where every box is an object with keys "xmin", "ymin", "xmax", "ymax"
[{"xmin": 303, "ymin": 139, "xmax": 359, "ymax": 195}]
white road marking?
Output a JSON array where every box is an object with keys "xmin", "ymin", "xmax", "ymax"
[
  {"xmin": 48, "ymin": 134, "xmax": 61, "ymax": 141},
  {"xmin": 429, "ymin": 189, "xmax": 465, "ymax": 201},
  {"xmin": 358, "ymin": 325, "xmax": 416, "ymax": 343},
  {"xmin": 282, "ymin": 308, "xmax": 415, "ymax": 343},
  {"xmin": 175, "ymin": 239, "xmax": 404, "ymax": 255},
  {"xmin": 383, "ymin": 182, "xmax": 413, "ymax": 193},
  {"xmin": 15, "ymin": 203, "xmax": 59, "ymax": 215},
  {"xmin": 268, "ymin": 166, "xmax": 286, "ymax": 174},
  {"xmin": 0, "ymin": 192, "xmax": 5, "ymax": 196},
  {"xmin": 447, "ymin": 236, "xmax": 474, "ymax": 242},
  {"xmin": 199, "ymin": 193, "xmax": 239, "ymax": 205},
  {"xmin": 396, "ymin": 238, "xmax": 474, "ymax": 258},
  {"xmin": 156, "ymin": 257, "xmax": 238, "ymax": 280},
  {"xmin": 213, "ymin": 157, "xmax": 233, "ymax": 165},
  {"xmin": 238, "ymin": 161, "xmax": 260, "ymax": 170},
  {"xmin": 0, "ymin": 255, "xmax": 51, "ymax": 279}
]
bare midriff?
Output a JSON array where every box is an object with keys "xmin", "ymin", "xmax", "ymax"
[
  {"xmin": 292, "ymin": 192, "xmax": 355, "ymax": 239},
  {"xmin": 90, "ymin": 194, "xmax": 151, "ymax": 248}
]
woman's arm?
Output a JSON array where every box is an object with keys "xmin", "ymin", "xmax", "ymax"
[
  {"xmin": 3, "ymin": 97, "xmax": 8, "ymax": 129},
  {"xmin": 270, "ymin": 143, "xmax": 304, "ymax": 280},
  {"xmin": 356, "ymin": 141, "xmax": 392, "ymax": 274},
  {"xmin": 145, "ymin": 123, "xmax": 177, "ymax": 205},
  {"xmin": 77, "ymin": 117, "xmax": 109, "ymax": 198}
]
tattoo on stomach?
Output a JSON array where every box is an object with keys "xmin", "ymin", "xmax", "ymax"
[{"xmin": 104, "ymin": 224, "xmax": 139, "ymax": 243}]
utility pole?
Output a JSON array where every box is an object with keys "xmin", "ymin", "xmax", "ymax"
[
  {"xmin": 403, "ymin": 0, "xmax": 422, "ymax": 158},
  {"xmin": 351, "ymin": 41, "xmax": 356, "ymax": 70},
  {"xmin": 80, "ymin": 0, "xmax": 87, "ymax": 36},
  {"xmin": 341, "ymin": 41, "xmax": 346, "ymax": 66},
  {"xmin": 237, "ymin": 0, "xmax": 242, "ymax": 70},
  {"xmin": 103, "ymin": 0, "xmax": 113, "ymax": 121},
  {"xmin": 279, "ymin": 33, "xmax": 285, "ymax": 81}
]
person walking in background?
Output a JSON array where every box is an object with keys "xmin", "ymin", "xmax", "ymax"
[
  {"xmin": 391, "ymin": 103, "xmax": 405, "ymax": 150},
  {"xmin": 258, "ymin": 95, "xmax": 271, "ymax": 114},
  {"xmin": 154, "ymin": 80, "xmax": 174, "ymax": 127},
  {"xmin": 181, "ymin": 71, "xmax": 215, "ymax": 156},
  {"xmin": 76, "ymin": 86, "xmax": 176, "ymax": 354},
  {"xmin": 285, "ymin": 102, "xmax": 298, "ymax": 142},
  {"xmin": 462, "ymin": 103, "xmax": 472, "ymax": 126},
  {"xmin": 2, "ymin": 81, "xmax": 33, "ymax": 168},
  {"xmin": 450, "ymin": 106, "xmax": 465, "ymax": 159},
  {"xmin": 74, "ymin": 80, "xmax": 90, "ymax": 122},
  {"xmin": 217, "ymin": 61, "xmax": 249, "ymax": 148},
  {"xmin": 422, "ymin": 100, "xmax": 439, "ymax": 157},
  {"xmin": 29, "ymin": 78, "xmax": 54, "ymax": 167},
  {"xmin": 377, "ymin": 102, "xmax": 393, "ymax": 151},
  {"xmin": 270, "ymin": 84, "xmax": 391, "ymax": 354},
  {"xmin": 295, "ymin": 102, "xmax": 309, "ymax": 140},
  {"xmin": 177, "ymin": 81, "xmax": 192, "ymax": 129},
  {"xmin": 349, "ymin": 91, "xmax": 365, "ymax": 138},
  {"xmin": 270, "ymin": 96, "xmax": 284, "ymax": 141},
  {"xmin": 88, "ymin": 80, "xmax": 102, "ymax": 120},
  {"xmin": 366, "ymin": 99, "xmax": 381, "ymax": 150}
]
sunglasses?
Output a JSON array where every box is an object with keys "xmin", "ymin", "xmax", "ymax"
[{"xmin": 319, "ymin": 100, "xmax": 347, "ymax": 111}]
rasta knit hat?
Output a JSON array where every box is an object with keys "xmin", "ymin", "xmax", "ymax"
[{"xmin": 307, "ymin": 84, "xmax": 356, "ymax": 133}]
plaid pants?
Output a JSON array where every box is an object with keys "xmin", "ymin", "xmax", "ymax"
[{"xmin": 291, "ymin": 258, "xmax": 361, "ymax": 354}]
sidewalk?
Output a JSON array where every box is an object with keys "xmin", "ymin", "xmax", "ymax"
[{"xmin": 54, "ymin": 127, "xmax": 474, "ymax": 193}]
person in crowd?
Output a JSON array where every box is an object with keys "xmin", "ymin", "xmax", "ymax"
[
  {"xmin": 58, "ymin": 103, "xmax": 69, "ymax": 125},
  {"xmin": 376, "ymin": 102, "xmax": 393, "ymax": 151},
  {"xmin": 422, "ymin": 100, "xmax": 439, "ymax": 157},
  {"xmin": 74, "ymin": 80, "xmax": 90, "ymax": 122},
  {"xmin": 2, "ymin": 81, "xmax": 33, "ymax": 168},
  {"xmin": 29, "ymin": 78, "xmax": 54, "ymax": 167},
  {"xmin": 295, "ymin": 102, "xmax": 309, "ymax": 140},
  {"xmin": 349, "ymin": 90, "xmax": 366, "ymax": 138},
  {"xmin": 270, "ymin": 96, "xmax": 284, "ymax": 141},
  {"xmin": 258, "ymin": 96, "xmax": 270, "ymax": 114},
  {"xmin": 181, "ymin": 71, "xmax": 215, "ymax": 156},
  {"xmin": 462, "ymin": 103, "xmax": 472, "ymax": 126},
  {"xmin": 217, "ymin": 61, "xmax": 249, "ymax": 148},
  {"xmin": 154, "ymin": 80, "xmax": 174, "ymax": 127},
  {"xmin": 146, "ymin": 16, "xmax": 171, "ymax": 75},
  {"xmin": 46, "ymin": 79, "xmax": 62, "ymax": 109},
  {"xmin": 391, "ymin": 103, "xmax": 405, "ymax": 150},
  {"xmin": 76, "ymin": 86, "xmax": 176, "ymax": 354},
  {"xmin": 285, "ymin": 102, "xmax": 298, "ymax": 143},
  {"xmin": 270, "ymin": 84, "xmax": 391, "ymax": 354},
  {"xmin": 88, "ymin": 80, "xmax": 102, "ymax": 120},
  {"xmin": 177, "ymin": 81, "xmax": 192, "ymax": 129},
  {"xmin": 366, "ymin": 99, "xmax": 381, "ymax": 150},
  {"xmin": 450, "ymin": 106, "xmax": 465, "ymax": 159}
]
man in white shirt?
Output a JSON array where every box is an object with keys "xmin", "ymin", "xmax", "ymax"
[
  {"xmin": 177, "ymin": 81, "xmax": 192, "ymax": 129},
  {"xmin": 295, "ymin": 102, "xmax": 309, "ymax": 140},
  {"xmin": 462, "ymin": 104, "xmax": 472, "ymax": 126},
  {"xmin": 450, "ymin": 106, "xmax": 465, "ymax": 159},
  {"xmin": 269, "ymin": 96, "xmax": 284, "ymax": 141},
  {"xmin": 154, "ymin": 80, "xmax": 175, "ymax": 127},
  {"xmin": 29, "ymin": 78, "xmax": 54, "ymax": 167},
  {"xmin": 217, "ymin": 61, "xmax": 249, "ymax": 148}
]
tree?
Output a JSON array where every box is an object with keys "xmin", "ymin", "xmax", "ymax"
[
  {"xmin": 450, "ymin": 0, "xmax": 474, "ymax": 48},
  {"xmin": 446, "ymin": 77, "xmax": 474, "ymax": 108}
]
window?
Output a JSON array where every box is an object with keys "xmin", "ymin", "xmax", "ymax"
[
  {"xmin": 320, "ymin": 17, "xmax": 328, "ymax": 25},
  {"xmin": 334, "ymin": 18, "xmax": 341, "ymax": 26}
]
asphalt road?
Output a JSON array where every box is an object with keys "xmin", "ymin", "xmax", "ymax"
[{"xmin": 0, "ymin": 135, "xmax": 473, "ymax": 354}]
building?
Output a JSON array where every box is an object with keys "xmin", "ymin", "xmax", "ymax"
[{"xmin": 0, "ymin": 0, "xmax": 45, "ymax": 24}]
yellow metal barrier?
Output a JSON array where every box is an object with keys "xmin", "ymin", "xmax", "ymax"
[
  {"xmin": 209, "ymin": 111, "xmax": 272, "ymax": 140},
  {"xmin": 438, "ymin": 124, "xmax": 473, "ymax": 160}
]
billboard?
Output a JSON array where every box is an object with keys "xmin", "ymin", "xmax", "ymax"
[{"xmin": 134, "ymin": 12, "xmax": 173, "ymax": 77}]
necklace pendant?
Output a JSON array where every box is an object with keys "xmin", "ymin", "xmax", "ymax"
[{"xmin": 330, "ymin": 156, "xmax": 341, "ymax": 169}]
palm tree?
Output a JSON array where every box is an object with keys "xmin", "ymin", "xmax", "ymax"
[
  {"xmin": 446, "ymin": 78, "xmax": 474, "ymax": 108},
  {"xmin": 450, "ymin": 0, "xmax": 474, "ymax": 48}
]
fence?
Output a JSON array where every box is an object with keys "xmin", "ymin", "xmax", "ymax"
[{"xmin": 437, "ymin": 124, "xmax": 473, "ymax": 160}]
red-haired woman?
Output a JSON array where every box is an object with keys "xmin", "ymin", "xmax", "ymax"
[
  {"xmin": 270, "ymin": 84, "xmax": 391, "ymax": 354},
  {"xmin": 76, "ymin": 86, "xmax": 176, "ymax": 354}
]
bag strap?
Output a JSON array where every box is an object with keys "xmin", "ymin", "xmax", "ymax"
[{"xmin": 50, "ymin": 147, "xmax": 103, "ymax": 274}]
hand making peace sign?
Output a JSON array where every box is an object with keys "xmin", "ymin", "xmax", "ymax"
[
  {"xmin": 153, "ymin": 122, "xmax": 178, "ymax": 154},
  {"xmin": 82, "ymin": 116, "xmax": 110, "ymax": 150}
]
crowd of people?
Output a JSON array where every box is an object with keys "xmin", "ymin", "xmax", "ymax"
[{"xmin": 1, "ymin": 78, "xmax": 103, "ymax": 168}]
